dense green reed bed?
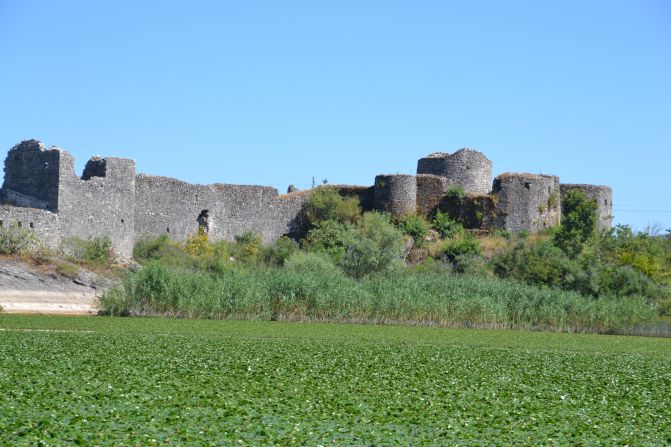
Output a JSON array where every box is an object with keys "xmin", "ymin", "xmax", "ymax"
[
  {"xmin": 1, "ymin": 315, "xmax": 670, "ymax": 446},
  {"xmin": 101, "ymin": 262, "xmax": 656, "ymax": 334}
]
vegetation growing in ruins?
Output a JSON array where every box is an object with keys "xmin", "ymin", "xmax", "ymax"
[
  {"xmin": 432, "ymin": 210, "xmax": 464, "ymax": 239},
  {"xmin": 445, "ymin": 185, "xmax": 466, "ymax": 202},
  {"xmin": 548, "ymin": 191, "xmax": 560, "ymax": 209},
  {"xmin": 0, "ymin": 188, "xmax": 664, "ymax": 333},
  {"xmin": 303, "ymin": 186, "xmax": 361, "ymax": 227},
  {"xmin": 8, "ymin": 186, "xmax": 659, "ymax": 333},
  {"xmin": 0, "ymin": 223, "xmax": 43, "ymax": 255},
  {"xmin": 399, "ymin": 214, "xmax": 431, "ymax": 247},
  {"xmin": 61, "ymin": 236, "xmax": 114, "ymax": 265},
  {"xmin": 554, "ymin": 189, "xmax": 598, "ymax": 257}
]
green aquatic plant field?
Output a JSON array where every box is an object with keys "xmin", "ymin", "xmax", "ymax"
[{"xmin": 1, "ymin": 315, "xmax": 670, "ymax": 445}]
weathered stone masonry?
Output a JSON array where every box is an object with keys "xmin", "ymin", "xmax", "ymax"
[
  {"xmin": 0, "ymin": 140, "xmax": 306, "ymax": 260},
  {"xmin": 0, "ymin": 140, "xmax": 613, "ymax": 260}
]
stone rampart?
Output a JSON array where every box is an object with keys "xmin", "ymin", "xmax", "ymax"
[
  {"xmin": 134, "ymin": 175, "xmax": 305, "ymax": 244},
  {"xmin": 0, "ymin": 139, "xmax": 614, "ymax": 256},
  {"xmin": 439, "ymin": 194, "xmax": 497, "ymax": 230},
  {"xmin": 416, "ymin": 174, "xmax": 452, "ymax": 217},
  {"xmin": 0, "ymin": 205, "xmax": 61, "ymax": 249}
]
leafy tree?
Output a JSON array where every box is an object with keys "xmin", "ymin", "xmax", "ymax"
[
  {"xmin": 554, "ymin": 190, "xmax": 597, "ymax": 257},
  {"xmin": 340, "ymin": 212, "xmax": 405, "ymax": 278},
  {"xmin": 302, "ymin": 220, "xmax": 354, "ymax": 262},
  {"xmin": 304, "ymin": 187, "xmax": 361, "ymax": 227}
]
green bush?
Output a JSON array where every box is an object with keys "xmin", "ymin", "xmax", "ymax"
[
  {"xmin": 490, "ymin": 228, "xmax": 512, "ymax": 240},
  {"xmin": 446, "ymin": 185, "xmax": 466, "ymax": 202},
  {"xmin": 452, "ymin": 253, "xmax": 491, "ymax": 276},
  {"xmin": 0, "ymin": 224, "xmax": 42, "ymax": 255},
  {"xmin": 231, "ymin": 230, "xmax": 262, "ymax": 264},
  {"xmin": 305, "ymin": 187, "xmax": 341, "ymax": 226},
  {"xmin": 303, "ymin": 186, "xmax": 362, "ymax": 227},
  {"xmin": 496, "ymin": 240, "xmax": 586, "ymax": 295},
  {"xmin": 399, "ymin": 214, "xmax": 430, "ymax": 247},
  {"xmin": 134, "ymin": 234, "xmax": 185, "ymax": 262},
  {"xmin": 442, "ymin": 233, "xmax": 481, "ymax": 262},
  {"xmin": 603, "ymin": 265, "xmax": 662, "ymax": 301},
  {"xmin": 261, "ymin": 236, "xmax": 299, "ymax": 267},
  {"xmin": 302, "ymin": 220, "xmax": 354, "ymax": 262},
  {"xmin": 334, "ymin": 196, "xmax": 362, "ymax": 224},
  {"xmin": 489, "ymin": 237, "xmax": 665, "ymax": 303},
  {"xmin": 432, "ymin": 210, "xmax": 464, "ymax": 239},
  {"xmin": 134, "ymin": 235, "xmax": 227, "ymax": 271},
  {"xmin": 61, "ymin": 236, "xmax": 113, "ymax": 265},
  {"xmin": 56, "ymin": 261, "xmax": 80, "ymax": 279},
  {"xmin": 339, "ymin": 212, "xmax": 405, "ymax": 279}
]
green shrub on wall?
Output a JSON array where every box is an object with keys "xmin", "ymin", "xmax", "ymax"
[
  {"xmin": 304, "ymin": 187, "xmax": 362, "ymax": 227},
  {"xmin": 61, "ymin": 236, "xmax": 113, "ymax": 265},
  {"xmin": 445, "ymin": 186, "xmax": 466, "ymax": 207},
  {"xmin": 0, "ymin": 224, "xmax": 43, "ymax": 255}
]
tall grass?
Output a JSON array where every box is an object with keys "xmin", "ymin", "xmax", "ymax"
[{"xmin": 101, "ymin": 260, "xmax": 655, "ymax": 333}]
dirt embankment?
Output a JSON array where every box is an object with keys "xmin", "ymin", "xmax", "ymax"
[{"xmin": 0, "ymin": 258, "xmax": 113, "ymax": 315}]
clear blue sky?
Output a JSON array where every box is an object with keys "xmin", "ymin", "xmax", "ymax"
[{"xmin": 1, "ymin": 0, "xmax": 669, "ymax": 231}]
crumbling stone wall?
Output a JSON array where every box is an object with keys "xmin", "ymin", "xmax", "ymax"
[
  {"xmin": 2, "ymin": 140, "xmax": 61, "ymax": 211},
  {"xmin": 438, "ymin": 194, "xmax": 497, "ymax": 230},
  {"xmin": 373, "ymin": 174, "xmax": 417, "ymax": 219},
  {"xmin": 0, "ymin": 205, "xmax": 61, "ymax": 250},
  {"xmin": 0, "ymin": 139, "xmax": 614, "ymax": 255},
  {"xmin": 493, "ymin": 173, "xmax": 561, "ymax": 233},
  {"xmin": 560, "ymin": 184, "xmax": 612, "ymax": 231},
  {"xmin": 57, "ymin": 154, "xmax": 136, "ymax": 260},
  {"xmin": 416, "ymin": 174, "xmax": 452, "ymax": 217},
  {"xmin": 81, "ymin": 157, "xmax": 107, "ymax": 180},
  {"xmin": 417, "ymin": 148, "xmax": 492, "ymax": 194},
  {"xmin": 134, "ymin": 175, "xmax": 305, "ymax": 244}
]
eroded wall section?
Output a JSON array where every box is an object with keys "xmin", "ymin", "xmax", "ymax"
[
  {"xmin": 57, "ymin": 153, "xmax": 136, "ymax": 260},
  {"xmin": 0, "ymin": 205, "xmax": 60, "ymax": 250},
  {"xmin": 134, "ymin": 175, "xmax": 305, "ymax": 243}
]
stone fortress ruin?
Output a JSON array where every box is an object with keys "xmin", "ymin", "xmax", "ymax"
[{"xmin": 0, "ymin": 140, "xmax": 612, "ymax": 261}]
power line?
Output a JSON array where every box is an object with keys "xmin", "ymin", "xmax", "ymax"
[{"xmin": 614, "ymin": 209, "xmax": 671, "ymax": 213}]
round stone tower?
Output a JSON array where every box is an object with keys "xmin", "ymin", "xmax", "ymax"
[
  {"xmin": 373, "ymin": 174, "xmax": 416, "ymax": 219},
  {"xmin": 416, "ymin": 148, "xmax": 492, "ymax": 195}
]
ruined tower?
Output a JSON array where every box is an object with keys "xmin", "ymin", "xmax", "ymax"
[
  {"xmin": 492, "ymin": 173, "xmax": 561, "ymax": 233},
  {"xmin": 373, "ymin": 174, "xmax": 417, "ymax": 219},
  {"xmin": 416, "ymin": 148, "xmax": 492, "ymax": 195}
]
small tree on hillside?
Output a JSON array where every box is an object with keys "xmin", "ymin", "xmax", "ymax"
[{"xmin": 554, "ymin": 190, "xmax": 598, "ymax": 257}]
